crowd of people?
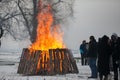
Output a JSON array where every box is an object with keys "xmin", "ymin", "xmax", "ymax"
[{"xmin": 79, "ymin": 33, "xmax": 120, "ymax": 80}]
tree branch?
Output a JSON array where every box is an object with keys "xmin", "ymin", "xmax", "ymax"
[{"xmin": 17, "ymin": 0, "xmax": 32, "ymax": 36}]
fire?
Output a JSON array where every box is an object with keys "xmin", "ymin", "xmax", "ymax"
[
  {"xmin": 29, "ymin": 1, "xmax": 65, "ymax": 51},
  {"xmin": 28, "ymin": 0, "xmax": 66, "ymax": 73},
  {"xmin": 17, "ymin": 0, "xmax": 79, "ymax": 75}
]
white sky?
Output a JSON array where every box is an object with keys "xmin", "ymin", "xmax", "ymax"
[
  {"xmin": 0, "ymin": 0, "xmax": 120, "ymax": 52},
  {"xmin": 63, "ymin": 0, "xmax": 120, "ymax": 50}
]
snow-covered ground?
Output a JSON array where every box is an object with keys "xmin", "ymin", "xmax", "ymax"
[{"xmin": 0, "ymin": 51, "xmax": 117, "ymax": 80}]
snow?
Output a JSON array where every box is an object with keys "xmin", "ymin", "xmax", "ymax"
[
  {"xmin": 0, "ymin": 52, "xmax": 116, "ymax": 80},
  {"xmin": 0, "ymin": 64, "xmax": 91, "ymax": 80}
]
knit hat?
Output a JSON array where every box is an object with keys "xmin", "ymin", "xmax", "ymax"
[{"xmin": 112, "ymin": 33, "xmax": 118, "ymax": 37}]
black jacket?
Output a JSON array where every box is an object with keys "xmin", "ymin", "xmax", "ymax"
[
  {"xmin": 88, "ymin": 40, "xmax": 98, "ymax": 58},
  {"xmin": 112, "ymin": 37, "xmax": 120, "ymax": 60},
  {"xmin": 97, "ymin": 36, "xmax": 111, "ymax": 75}
]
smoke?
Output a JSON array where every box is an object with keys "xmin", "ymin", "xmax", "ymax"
[{"xmin": 49, "ymin": 0, "xmax": 75, "ymax": 25}]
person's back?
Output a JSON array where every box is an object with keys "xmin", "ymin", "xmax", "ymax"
[
  {"xmin": 88, "ymin": 36, "xmax": 97, "ymax": 58},
  {"xmin": 97, "ymin": 35, "xmax": 111, "ymax": 80},
  {"xmin": 80, "ymin": 41, "xmax": 87, "ymax": 54},
  {"xmin": 80, "ymin": 40, "xmax": 87, "ymax": 65},
  {"xmin": 87, "ymin": 36, "xmax": 98, "ymax": 78},
  {"xmin": 112, "ymin": 37, "xmax": 120, "ymax": 60},
  {"xmin": 111, "ymin": 33, "xmax": 120, "ymax": 80}
]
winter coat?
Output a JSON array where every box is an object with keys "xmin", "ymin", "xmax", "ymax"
[
  {"xmin": 87, "ymin": 40, "xmax": 97, "ymax": 58},
  {"xmin": 112, "ymin": 37, "xmax": 120, "ymax": 60},
  {"xmin": 80, "ymin": 43, "xmax": 87, "ymax": 54},
  {"xmin": 97, "ymin": 36, "xmax": 111, "ymax": 75}
]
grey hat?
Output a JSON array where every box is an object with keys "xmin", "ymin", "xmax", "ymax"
[{"xmin": 112, "ymin": 33, "xmax": 118, "ymax": 37}]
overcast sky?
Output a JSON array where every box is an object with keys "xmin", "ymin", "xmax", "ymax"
[
  {"xmin": 63, "ymin": 0, "xmax": 120, "ymax": 50},
  {"xmin": 0, "ymin": 0, "xmax": 120, "ymax": 52}
]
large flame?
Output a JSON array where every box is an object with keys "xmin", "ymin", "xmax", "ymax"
[
  {"xmin": 28, "ymin": 0, "xmax": 66, "ymax": 73},
  {"xmin": 29, "ymin": 1, "xmax": 65, "ymax": 51}
]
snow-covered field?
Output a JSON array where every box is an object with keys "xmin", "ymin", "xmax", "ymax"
[{"xmin": 0, "ymin": 51, "xmax": 116, "ymax": 80}]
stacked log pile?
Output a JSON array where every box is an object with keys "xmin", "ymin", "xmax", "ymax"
[{"xmin": 17, "ymin": 48, "xmax": 79, "ymax": 75}]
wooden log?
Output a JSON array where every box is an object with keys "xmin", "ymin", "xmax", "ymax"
[
  {"xmin": 17, "ymin": 48, "xmax": 79, "ymax": 75},
  {"xmin": 53, "ymin": 49, "xmax": 56, "ymax": 74},
  {"xmin": 17, "ymin": 48, "xmax": 29, "ymax": 74},
  {"xmin": 24, "ymin": 50, "xmax": 41, "ymax": 75},
  {"xmin": 59, "ymin": 49, "xmax": 64, "ymax": 74},
  {"xmin": 37, "ymin": 56, "xmax": 42, "ymax": 74},
  {"xmin": 66, "ymin": 49, "xmax": 79, "ymax": 73},
  {"xmin": 48, "ymin": 49, "xmax": 55, "ymax": 75},
  {"xmin": 43, "ymin": 52, "xmax": 47, "ymax": 75},
  {"xmin": 17, "ymin": 49, "xmax": 42, "ymax": 75},
  {"xmin": 54, "ymin": 49, "xmax": 59, "ymax": 74},
  {"xmin": 62, "ymin": 49, "xmax": 70, "ymax": 74},
  {"xmin": 37, "ymin": 52, "xmax": 45, "ymax": 75}
]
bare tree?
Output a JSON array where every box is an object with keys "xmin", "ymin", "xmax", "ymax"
[
  {"xmin": 0, "ymin": 0, "xmax": 23, "ymax": 39},
  {"xmin": 0, "ymin": 0, "xmax": 74, "ymax": 43}
]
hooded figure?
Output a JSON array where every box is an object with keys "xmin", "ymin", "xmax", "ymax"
[
  {"xmin": 97, "ymin": 35, "xmax": 111, "ymax": 80},
  {"xmin": 111, "ymin": 33, "xmax": 120, "ymax": 80}
]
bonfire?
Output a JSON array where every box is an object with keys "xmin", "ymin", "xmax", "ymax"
[{"xmin": 17, "ymin": 0, "xmax": 78, "ymax": 75}]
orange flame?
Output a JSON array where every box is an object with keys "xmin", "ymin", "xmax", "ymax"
[
  {"xmin": 28, "ymin": 0, "xmax": 66, "ymax": 73},
  {"xmin": 29, "ymin": 2, "xmax": 65, "ymax": 51}
]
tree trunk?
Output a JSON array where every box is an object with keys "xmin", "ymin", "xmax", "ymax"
[{"xmin": 30, "ymin": 0, "xmax": 38, "ymax": 43}]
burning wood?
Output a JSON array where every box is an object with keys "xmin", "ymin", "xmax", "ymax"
[
  {"xmin": 17, "ymin": 48, "xmax": 79, "ymax": 75},
  {"xmin": 17, "ymin": 0, "xmax": 78, "ymax": 75}
]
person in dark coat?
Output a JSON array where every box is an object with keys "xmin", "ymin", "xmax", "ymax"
[
  {"xmin": 97, "ymin": 35, "xmax": 111, "ymax": 80},
  {"xmin": 88, "ymin": 36, "xmax": 98, "ymax": 78},
  {"xmin": 110, "ymin": 33, "xmax": 120, "ymax": 80}
]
